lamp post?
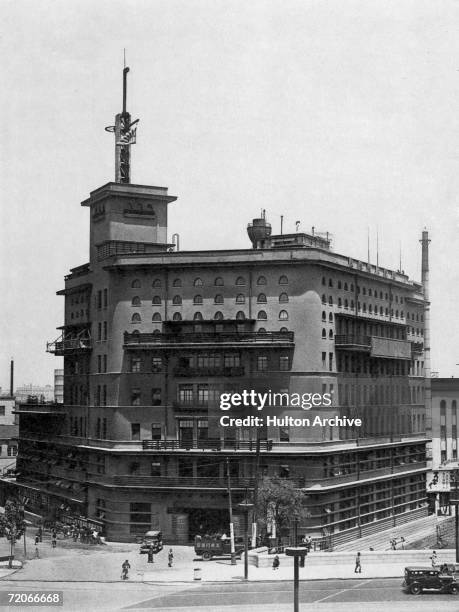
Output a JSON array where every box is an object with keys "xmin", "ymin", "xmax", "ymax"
[
  {"xmin": 285, "ymin": 547, "xmax": 307, "ymax": 612},
  {"xmin": 238, "ymin": 501, "xmax": 254, "ymax": 580}
]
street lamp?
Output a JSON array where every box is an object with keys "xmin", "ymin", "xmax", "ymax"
[
  {"xmin": 285, "ymin": 547, "xmax": 307, "ymax": 612},
  {"xmin": 238, "ymin": 501, "xmax": 254, "ymax": 580}
]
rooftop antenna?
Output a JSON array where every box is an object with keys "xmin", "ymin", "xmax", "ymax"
[
  {"xmin": 367, "ymin": 227, "xmax": 370, "ymax": 264},
  {"xmin": 376, "ymin": 226, "xmax": 379, "ymax": 267},
  {"xmin": 399, "ymin": 241, "xmax": 402, "ymax": 272},
  {"xmin": 296, "ymin": 221, "xmax": 300, "ymax": 232},
  {"xmin": 280, "ymin": 215, "xmax": 283, "ymax": 235},
  {"xmin": 105, "ymin": 51, "xmax": 140, "ymax": 183}
]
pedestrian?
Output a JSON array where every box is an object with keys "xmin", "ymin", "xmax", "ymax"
[
  {"xmin": 121, "ymin": 559, "xmax": 131, "ymax": 580},
  {"xmin": 354, "ymin": 552, "xmax": 362, "ymax": 573},
  {"xmin": 34, "ymin": 542, "xmax": 40, "ymax": 559},
  {"xmin": 168, "ymin": 548, "xmax": 174, "ymax": 567},
  {"xmin": 34, "ymin": 534, "xmax": 39, "ymax": 546},
  {"xmin": 51, "ymin": 533, "xmax": 57, "ymax": 548},
  {"xmin": 430, "ymin": 550, "xmax": 437, "ymax": 567},
  {"xmin": 38, "ymin": 526, "xmax": 43, "ymax": 542},
  {"xmin": 400, "ymin": 536, "xmax": 405, "ymax": 550},
  {"xmin": 272, "ymin": 555, "xmax": 280, "ymax": 570},
  {"xmin": 147, "ymin": 547, "xmax": 154, "ymax": 564}
]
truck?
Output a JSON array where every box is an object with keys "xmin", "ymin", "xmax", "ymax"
[{"xmin": 194, "ymin": 534, "xmax": 248, "ymax": 561}]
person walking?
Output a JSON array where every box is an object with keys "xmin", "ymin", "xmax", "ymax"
[
  {"xmin": 272, "ymin": 555, "xmax": 280, "ymax": 570},
  {"xmin": 168, "ymin": 549, "xmax": 174, "ymax": 568},
  {"xmin": 34, "ymin": 541, "xmax": 40, "ymax": 559},
  {"xmin": 51, "ymin": 532, "xmax": 57, "ymax": 548},
  {"xmin": 147, "ymin": 546, "xmax": 154, "ymax": 564},
  {"xmin": 430, "ymin": 550, "xmax": 437, "ymax": 567},
  {"xmin": 38, "ymin": 526, "xmax": 43, "ymax": 543},
  {"xmin": 121, "ymin": 560, "xmax": 131, "ymax": 580},
  {"xmin": 354, "ymin": 552, "xmax": 362, "ymax": 573}
]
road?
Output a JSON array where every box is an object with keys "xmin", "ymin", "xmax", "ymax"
[{"xmin": 0, "ymin": 578, "xmax": 458, "ymax": 612}]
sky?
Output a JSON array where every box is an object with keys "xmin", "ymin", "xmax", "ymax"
[{"xmin": 1, "ymin": 0, "xmax": 458, "ymax": 389}]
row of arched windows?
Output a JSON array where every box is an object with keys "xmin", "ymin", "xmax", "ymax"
[
  {"xmin": 132, "ymin": 293, "xmax": 289, "ymax": 306},
  {"xmin": 131, "ymin": 275, "xmax": 289, "ymax": 289},
  {"xmin": 321, "ymin": 276, "xmax": 407, "ymax": 305},
  {"xmin": 132, "ymin": 310, "xmax": 289, "ymax": 323}
]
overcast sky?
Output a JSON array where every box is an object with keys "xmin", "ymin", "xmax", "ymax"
[{"xmin": 1, "ymin": 0, "xmax": 458, "ymax": 389}]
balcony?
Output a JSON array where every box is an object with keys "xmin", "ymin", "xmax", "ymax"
[
  {"xmin": 124, "ymin": 330, "xmax": 294, "ymax": 349},
  {"xmin": 335, "ymin": 335, "xmax": 414, "ymax": 360},
  {"xmin": 142, "ymin": 439, "xmax": 273, "ymax": 451},
  {"xmin": 47, "ymin": 335, "xmax": 92, "ymax": 356},
  {"xmin": 87, "ymin": 474, "xmax": 256, "ymax": 490},
  {"xmin": 335, "ymin": 335, "xmax": 371, "ymax": 352},
  {"xmin": 173, "ymin": 366, "xmax": 245, "ymax": 378},
  {"xmin": 411, "ymin": 342, "xmax": 424, "ymax": 355}
]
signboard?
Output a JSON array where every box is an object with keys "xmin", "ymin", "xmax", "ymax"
[{"xmin": 426, "ymin": 470, "xmax": 452, "ymax": 493}]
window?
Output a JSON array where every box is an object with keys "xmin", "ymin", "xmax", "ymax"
[
  {"xmin": 258, "ymin": 327, "xmax": 266, "ymax": 333},
  {"xmin": 322, "ymin": 328, "xmax": 326, "ymax": 338},
  {"xmin": 214, "ymin": 277, "xmax": 224, "ymax": 286},
  {"xmin": 344, "ymin": 282, "xmax": 348, "ymax": 291},
  {"xmin": 329, "ymin": 329, "xmax": 333, "ymax": 339},
  {"xmin": 236, "ymin": 276, "xmax": 246, "ymax": 285},
  {"xmin": 194, "ymin": 278, "xmax": 203, "ymax": 287},
  {"xmin": 214, "ymin": 311, "xmax": 223, "ymax": 320},
  {"xmin": 279, "ymin": 356, "xmax": 290, "ymax": 371},
  {"xmin": 257, "ymin": 293, "xmax": 267, "ymax": 303},
  {"xmin": 178, "ymin": 385, "xmax": 193, "ymax": 404},
  {"xmin": 151, "ymin": 423, "xmax": 162, "ymax": 441},
  {"xmin": 322, "ymin": 276, "xmax": 326, "ymax": 286},
  {"xmin": 279, "ymin": 293, "xmax": 289, "ymax": 303},
  {"xmin": 173, "ymin": 312, "xmax": 182, "ymax": 321},
  {"xmin": 322, "ymin": 294, "xmax": 327, "ymax": 304},
  {"xmin": 236, "ymin": 311, "xmax": 245, "ymax": 320},
  {"xmin": 131, "ymin": 423, "xmax": 141, "ymax": 440},
  {"xmin": 236, "ymin": 294, "xmax": 245, "ymax": 304},
  {"xmin": 328, "ymin": 312, "xmax": 333, "ymax": 322},
  {"xmin": 197, "ymin": 385, "xmax": 209, "ymax": 405},
  {"xmin": 192, "ymin": 312, "xmax": 202, "ymax": 321},
  {"xmin": 279, "ymin": 310, "xmax": 288, "ymax": 320},
  {"xmin": 131, "ymin": 296, "xmax": 141, "ymax": 306},
  {"xmin": 103, "ymin": 288, "xmax": 108, "ymax": 308},
  {"xmin": 7, "ymin": 446, "xmax": 17, "ymax": 456},
  {"xmin": 338, "ymin": 280, "xmax": 342, "ymax": 289},
  {"xmin": 322, "ymin": 352, "xmax": 326, "ymax": 368},
  {"xmin": 131, "ymin": 356, "xmax": 141, "ymax": 372},
  {"xmin": 152, "ymin": 279, "xmax": 161, "ymax": 288},
  {"xmin": 279, "ymin": 427, "xmax": 289, "ymax": 442},
  {"xmin": 329, "ymin": 279, "xmax": 333, "ymax": 287},
  {"xmin": 322, "ymin": 311, "xmax": 326, "ymax": 321},
  {"xmin": 151, "ymin": 461, "xmax": 161, "ymax": 476},
  {"xmin": 224, "ymin": 354, "xmax": 240, "ymax": 367},
  {"xmin": 257, "ymin": 276, "xmax": 267, "ymax": 285},
  {"xmin": 131, "ymin": 279, "xmax": 141, "ymax": 288},
  {"xmin": 172, "ymin": 295, "xmax": 182, "ymax": 305},
  {"xmin": 130, "ymin": 502, "xmax": 150, "ymax": 534},
  {"xmin": 328, "ymin": 296, "xmax": 333, "ymax": 306},
  {"xmin": 257, "ymin": 310, "xmax": 267, "ymax": 320},
  {"xmin": 131, "ymin": 313, "xmax": 141, "ymax": 323},
  {"xmin": 173, "ymin": 278, "xmax": 182, "ymax": 287},
  {"xmin": 152, "ymin": 312, "xmax": 161, "ymax": 322},
  {"xmin": 257, "ymin": 356, "xmax": 268, "ymax": 371},
  {"xmin": 280, "ymin": 327, "xmax": 288, "ymax": 332},
  {"xmin": 152, "ymin": 296, "xmax": 161, "ymax": 305},
  {"xmin": 97, "ymin": 290, "xmax": 102, "ymax": 309},
  {"xmin": 151, "ymin": 388, "xmax": 161, "ymax": 406},
  {"xmin": 152, "ymin": 356, "xmax": 162, "ymax": 372},
  {"xmin": 103, "ymin": 355, "xmax": 107, "ymax": 372},
  {"xmin": 338, "ymin": 297, "xmax": 342, "ymax": 307},
  {"xmin": 279, "ymin": 275, "xmax": 288, "ymax": 285},
  {"xmin": 214, "ymin": 294, "xmax": 223, "ymax": 304},
  {"xmin": 131, "ymin": 389, "xmax": 141, "ymax": 406}
]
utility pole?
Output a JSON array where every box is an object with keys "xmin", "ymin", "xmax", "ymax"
[
  {"xmin": 226, "ymin": 458, "xmax": 236, "ymax": 565},
  {"xmin": 251, "ymin": 434, "xmax": 261, "ymax": 548}
]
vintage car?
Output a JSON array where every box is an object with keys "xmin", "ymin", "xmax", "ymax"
[
  {"xmin": 139, "ymin": 530, "xmax": 164, "ymax": 555},
  {"xmin": 194, "ymin": 534, "xmax": 248, "ymax": 560},
  {"xmin": 402, "ymin": 566, "xmax": 459, "ymax": 595}
]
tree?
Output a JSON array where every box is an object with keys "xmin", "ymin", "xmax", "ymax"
[
  {"xmin": 257, "ymin": 477, "xmax": 309, "ymax": 544},
  {"xmin": 0, "ymin": 499, "xmax": 26, "ymax": 568}
]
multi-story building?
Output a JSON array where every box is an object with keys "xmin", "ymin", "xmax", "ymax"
[
  {"xmin": 54, "ymin": 369, "xmax": 64, "ymax": 404},
  {"xmin": 0, "ymin": 394, "xmax": 18, "ymax": 475},
  {"xmin": 15, "ymin": 69, "xmax": 430, "ymax": 543}
]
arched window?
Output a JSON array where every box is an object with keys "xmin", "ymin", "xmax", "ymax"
[
  {"xmin": 385, "ymin": 308, "xmax": 389, "ymax": 316},
  {"xmin": 440, "ymin": 400, "xmax": 446, "ymax": 416},
  {"xmin": 344, "ymin": 282, "xmax": 348, "ymax": 291},
  {"xmin": 279, "ymin": 293, "xmax": 289, "ymax": 303},
  {"xmin": 236, "ymin": 276, "xmax": 246, "ymax": 286},
  {"xmin": 322, "ymin": 311, "xmax": 326, "ymax": 321},
  {"xmin": 194, "ymin": 278, "xmax": 203, "ymax": 287},
  {"xmin": 380, "ymin": 291, "xmax": 383, "ymax": 299},
  {"xmin": 329, "ymin": 329, "xmax": 333, "ymax": 339},
  {"xmin": 214, "ymin": 294, "xmax": 224, "ymax": 304},
  {"xmin": 152, "ymin": 296, "xmax": 161, "ymax": 305},
  {"xmin": 328, "ymin": 296, "xmax": 333, "ymax": 306},
  {"xmin": 194, "ymin": 295, "xmax": 203, "ymax": 305},
  {"xmin": 236, "ymin": 294, "xmax": 245, "ymax": 304},
  {"xmin": 193, "ymin": 312, "xmax": 203, "ymax": 321},
  {"xmin": 279, "ymin": 310, "xmax": 288, "ymax": 320},
  {"xmin": 214, "ymin": 311, "xmax": 223, "ymax": 320},
  {"xmin": 363, "ymin": 303, "xmax": 367, "ymax": 312},
  {"xmin": 368, "ymin": 288, "xmax": 372, "ymax": 297},
  {"xmin": 322, "ymin": 328, "xmax": 326, "ymax": 338},
  {"xmin": 131, "ymin": 296, "xmax": 141, "ymax": 306},
  {"xmin": 350, "ymin": 300, "xmax": 354, "ymax": 309},
  {"xmin": 368, "ymin": 305, "xmax": 372, "ymax": 314},
  {"xmin": 322, "ymin": 277, "xmax": 326, "ymax": 286},
  {"xmin": 172, "ymin": 312, "xmax": 182, "ymax": 321},
  {"xmin": 258, "ymin": 327, "xmax": 266, "ymax": 333},
  {"xmin": 215, "ymin": 277, "xmax": 224, "ymax": 286},
  {"xmin": 131, "ymin": 313, "xmax": 141, "ymax": 323},
  {"xmin": 328, "ymin": 279, "xmax": 333, "ymax": 287},
  {"xmin": 395, "ymin": 310, "xmax": 399, "ymax": 318},
  {"xmin": 279, "ymin": 275, "xmax": 288, "ymax": 285},
  {"xmin": 257, "ymin": 276, "xmax": 267, "ymax": 285},
  {"xmin": 280, "ymin": 327, "xmax": 288, "ymax": 333},
  {"xmin": 172, "ymin": 295, "xmax": 182, "ymax": 305},
  {"xmin": 344, "ymin": 299, "xmax": 348, "ymax": 309},
  {"xmin": 257, "ymin": 293, "xmax": 267, "ymax": 303},
  {"xmin": 152, "ymin": 312, "xmax": 161, "ymax": 322},
  {"xmin": 152, "ymin": 279, "xmax": 161, "ymax": 288},
  {"xmin": 401, "ymin": 311, "xmax": 404, "ymax": 318},
  {"xmin": 172, "ymin": 278, "xmax": 182, "ymax": 287},
  {"xmin": 131, "ymin": 279, "xmax": 141, "ymax": 288},
  {"xmin": 257, "ymin": 310, "xmax": 267, "ymax": 320},
  {"xmin": 329, "ymin": 312, "xmax": 333, "ymax": 322},
  {"xmin": 338, "ymin": 297, "xmax": 342, "ymax": 307},
  {"xmin": 350, "ymin": 284, "xmax": 354, "ymax": 291},
  {"xmin": 322, "ymin": 294, "xmax": 327, "ymax": 304},
  {"xmin": 236, "ymin": 311, "xmax": 246, "ymax": 320},
  {"xmin": 380, "ymin": 306, "xmax": 383, "ymax": 315}
]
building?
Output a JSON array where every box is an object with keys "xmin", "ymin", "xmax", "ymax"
[
  {"xmin": 54, "ymin": 369, "xmax": 64, "ymax": 404},
  {"xmin": 15, "ymin": 384, "xmax": 54, "ymax": 404},
  {"xmin": 0, "ymin": 395, "xmax": 18, "ymax": 475},
  {"xmin": 15, "ymin": 68, "xmax": 430, "ymax": 543}
]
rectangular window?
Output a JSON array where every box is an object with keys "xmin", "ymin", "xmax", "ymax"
[
  {"xmin": 96, "ymin": 456, "xmax": 105, "ymax": 474},
  {"xmin": 103, "ymin": 321, "xmax": 108, "ymax": 340},
  {"xmin": 257, "ymin": 355, "xmax": 268, "ymax": 371},
  {"xmin": 96, "ymin": 418, "xmax": 101, "ymax": 439},
  {"xmin": 131, "ymin": 423, "xmax": 141, "ymax": 440},
  {"xmin": 0, "ymin": 406, "xmax": 5, "ymax": 416},
  {"xmin": 151, "ymin": 356, "xmax": 162, "ymax": 372},
  {"xmin": 197, "ymin": 354, "xmax": 221, "ymax": 369},
  {"xmin": 151, "ymin": 388, "xmax": 161, "ymax": 406},
  {"xmin": 102, "ymin": 385, "xmax": 107, "ymax": 406},
  {"xmin": 279, "ymin": 356, "xmax": 290, "ymax": 371},
  {"xmin": 322, "ymin": 352, "xmax": 326, "ymax": 368},
  {"xmin": 97, "ymin": 355, "xmax": 102, "ymax": 373},
  {"xmin": 7, "ymin": 446, "xmax": 17, "ymax": 456},
  {"xmin": 103, "ymin": 355, "xmax": 107, "ymax": 373},
  {"xmin": 178, "ymin": 385, "xmax": 193, "ymax": 404},
  {"xmin": 103, "ymin": 288, "xmax": 108, "ymax": 308},
  {"xmin": 198, "ymin": 419, "xmax": 208, "ymax": 441},
  {"xmin": 102, "ymin": 418, "xmax": 107, "ymax": 439},
  {"xmin": 131, "ymin": 389, "xmax": 141, "ymax": 406},
  {"xmin": 224, "ymin": 354, "xmax": 240, "ymax": 368},
  {"xmin": 151, "ymin": 462, "xmax": 161, "ymax": 476},
  {"xmin": 131, "ymin": 356, "xmax": 141, "ymax": 373},
  {"xmin": 97, "ymin": 322, "xmax": 102, "ymax": 341},
  {"xmin": 329, "ymin": 353, "xmax": 333, "ymax": 372},
  {"xmin": 279, "ymin": 427, "xmax": 289, "ymax": 442},
  {"xmin": 151, "ymin": 423, "xmax": 162, "ymax": 440},
  {"xmin": 96, "ymin": 385, "xmax": 101, "ymax": 406},
  {"xmin": 197, "ymin": 385, "xmax": 209, "ymax": 405},
  {"xmin": 97, "ymin": 290, "xmax": 102, "ymax": 309}
]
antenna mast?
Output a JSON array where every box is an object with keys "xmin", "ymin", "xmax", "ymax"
[{"xmin": 105, "ymin": 54, "xmax": 140, "ymax": 183}]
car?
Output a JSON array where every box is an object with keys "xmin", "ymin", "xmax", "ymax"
[
  {"xmin": 139, "ymin": 530, "xmax": 163, "ymax": 554},
  {"xmin": 402, "ymin": 566, "xmax": 459, "ymax": 595}
]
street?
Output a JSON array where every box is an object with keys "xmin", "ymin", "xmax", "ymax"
[{"xmin": 0, "ymin": 578, "xmax": 458, "ymax": 611}]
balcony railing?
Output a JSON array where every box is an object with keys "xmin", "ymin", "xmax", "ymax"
[
  {"xmin": 88, "ymin": 475, "xmax": 256, "ymax": 489},
  {"xmin": 124, "ymin": 330, "xmax": 294, "ymax": 347},
  {"xmin": 47, "ymin": 337, "xmax": 92, "ymax": 355},
  {"xmin": 142, "ymin": 439, "xmax": 273, "ymax": 451},
  {"xmin": 334, "ymin": 335, "xmax": 371, "ymax": 350},
  {"xmin": 173, "ymin": 366, "xmax": 245, "ymax": 377}
]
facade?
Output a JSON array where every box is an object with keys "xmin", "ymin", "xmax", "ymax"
[
  {"xmin": 15, "ymin": 384, "xmax": 54, "ymax": 404},
  {"xmin": 54, "ymin": 369, "xmax": 64, "ymax": 404},
  {"xmin": 14, "ymin": 70, "xmax": 430, "ymax": 543},
  {"xmin": 0, "ymin": 396, "xmax": 18, "ymax": 475}
]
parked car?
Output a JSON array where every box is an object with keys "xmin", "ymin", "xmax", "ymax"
[
  {"xmin": 194, "ymin": 534, "xmax": 248, "ymax": 560},
  {"xmin": 402, "ymin": 566, "xmax": 459, "ymax": 595},
  {"xmin": 139, "ymin": 530, "xmax": 163, "ymax": 554}
]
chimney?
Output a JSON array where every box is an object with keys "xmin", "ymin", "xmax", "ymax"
[
  {"xmin": 420, "ymin": 230, "xmax": 432, "ymax": 462},
  {"xmin": 10, "ymin": 358, "xmax": 14, "ymax": 397}
]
